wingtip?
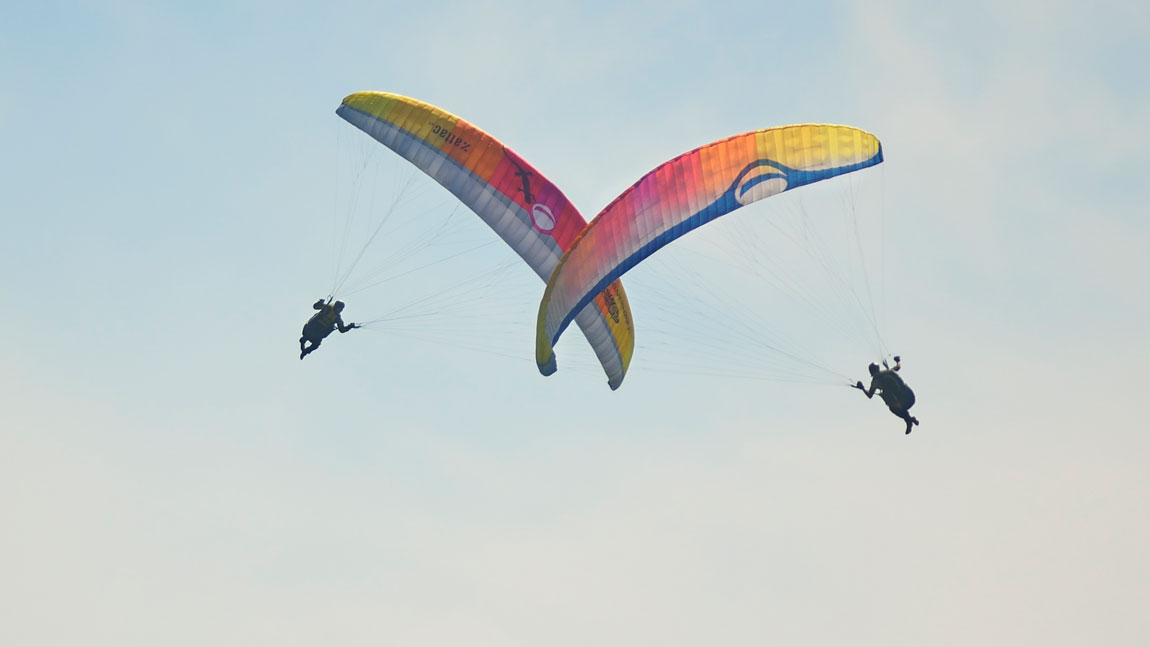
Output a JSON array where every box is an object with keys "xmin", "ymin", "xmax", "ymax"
[{"xmin": 538, "ymin": 355, "xmax": 557, "ymax": 377}]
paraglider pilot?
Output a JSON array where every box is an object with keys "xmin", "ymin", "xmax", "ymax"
[
  {"xmin": 300, "ymin": 299, "xmax": 359, "ymax": 359},
  {"xmin": 854, "ymin": 356, "xmax": 919, "ymax": 434}
]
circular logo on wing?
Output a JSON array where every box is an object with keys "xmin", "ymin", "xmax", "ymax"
[
  {"xmin": 735, "ymin": 163, "xmax": 788, "ymax": 205},
  {"xmin": 530, "ymin": 203, "xmax": 557, "ymax": 233}
]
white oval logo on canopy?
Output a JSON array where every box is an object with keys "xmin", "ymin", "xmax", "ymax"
[{"xmin": 530, "ymin": 203, "xmax": 556, "ymax": 233}]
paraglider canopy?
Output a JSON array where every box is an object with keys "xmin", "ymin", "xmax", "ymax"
[
  {"xmin": 335, "ymin": 91, "xmax": 636, "ymax": 389},
  {"xmin": 536, "ymin": 124, "xmax": 883, "ymax": 384}
]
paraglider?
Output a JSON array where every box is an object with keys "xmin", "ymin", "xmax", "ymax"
[
  {"xmin": 536, "ymin": 124, "xmax": 884, "ymax": 386},
  {"xmin": 333, "ymin": 92, "xmax": 635, "ymax": 389},
  {"xmin": 853, "ymin": 356, "xmax": 919, "ymax": 434},
  {"xmin": 300, "ymin": 299, "xmax": 360, "ymax": 359}
]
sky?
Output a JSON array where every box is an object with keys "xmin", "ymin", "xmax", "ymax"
[{"xmin": 2, "ymin": 1, "xmax": 1149, "ymax": 645}]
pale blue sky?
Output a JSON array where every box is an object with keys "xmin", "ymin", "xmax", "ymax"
[{"xmin": 3, "ymin": 1, "xmax": 1149, "ymax": 645}]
